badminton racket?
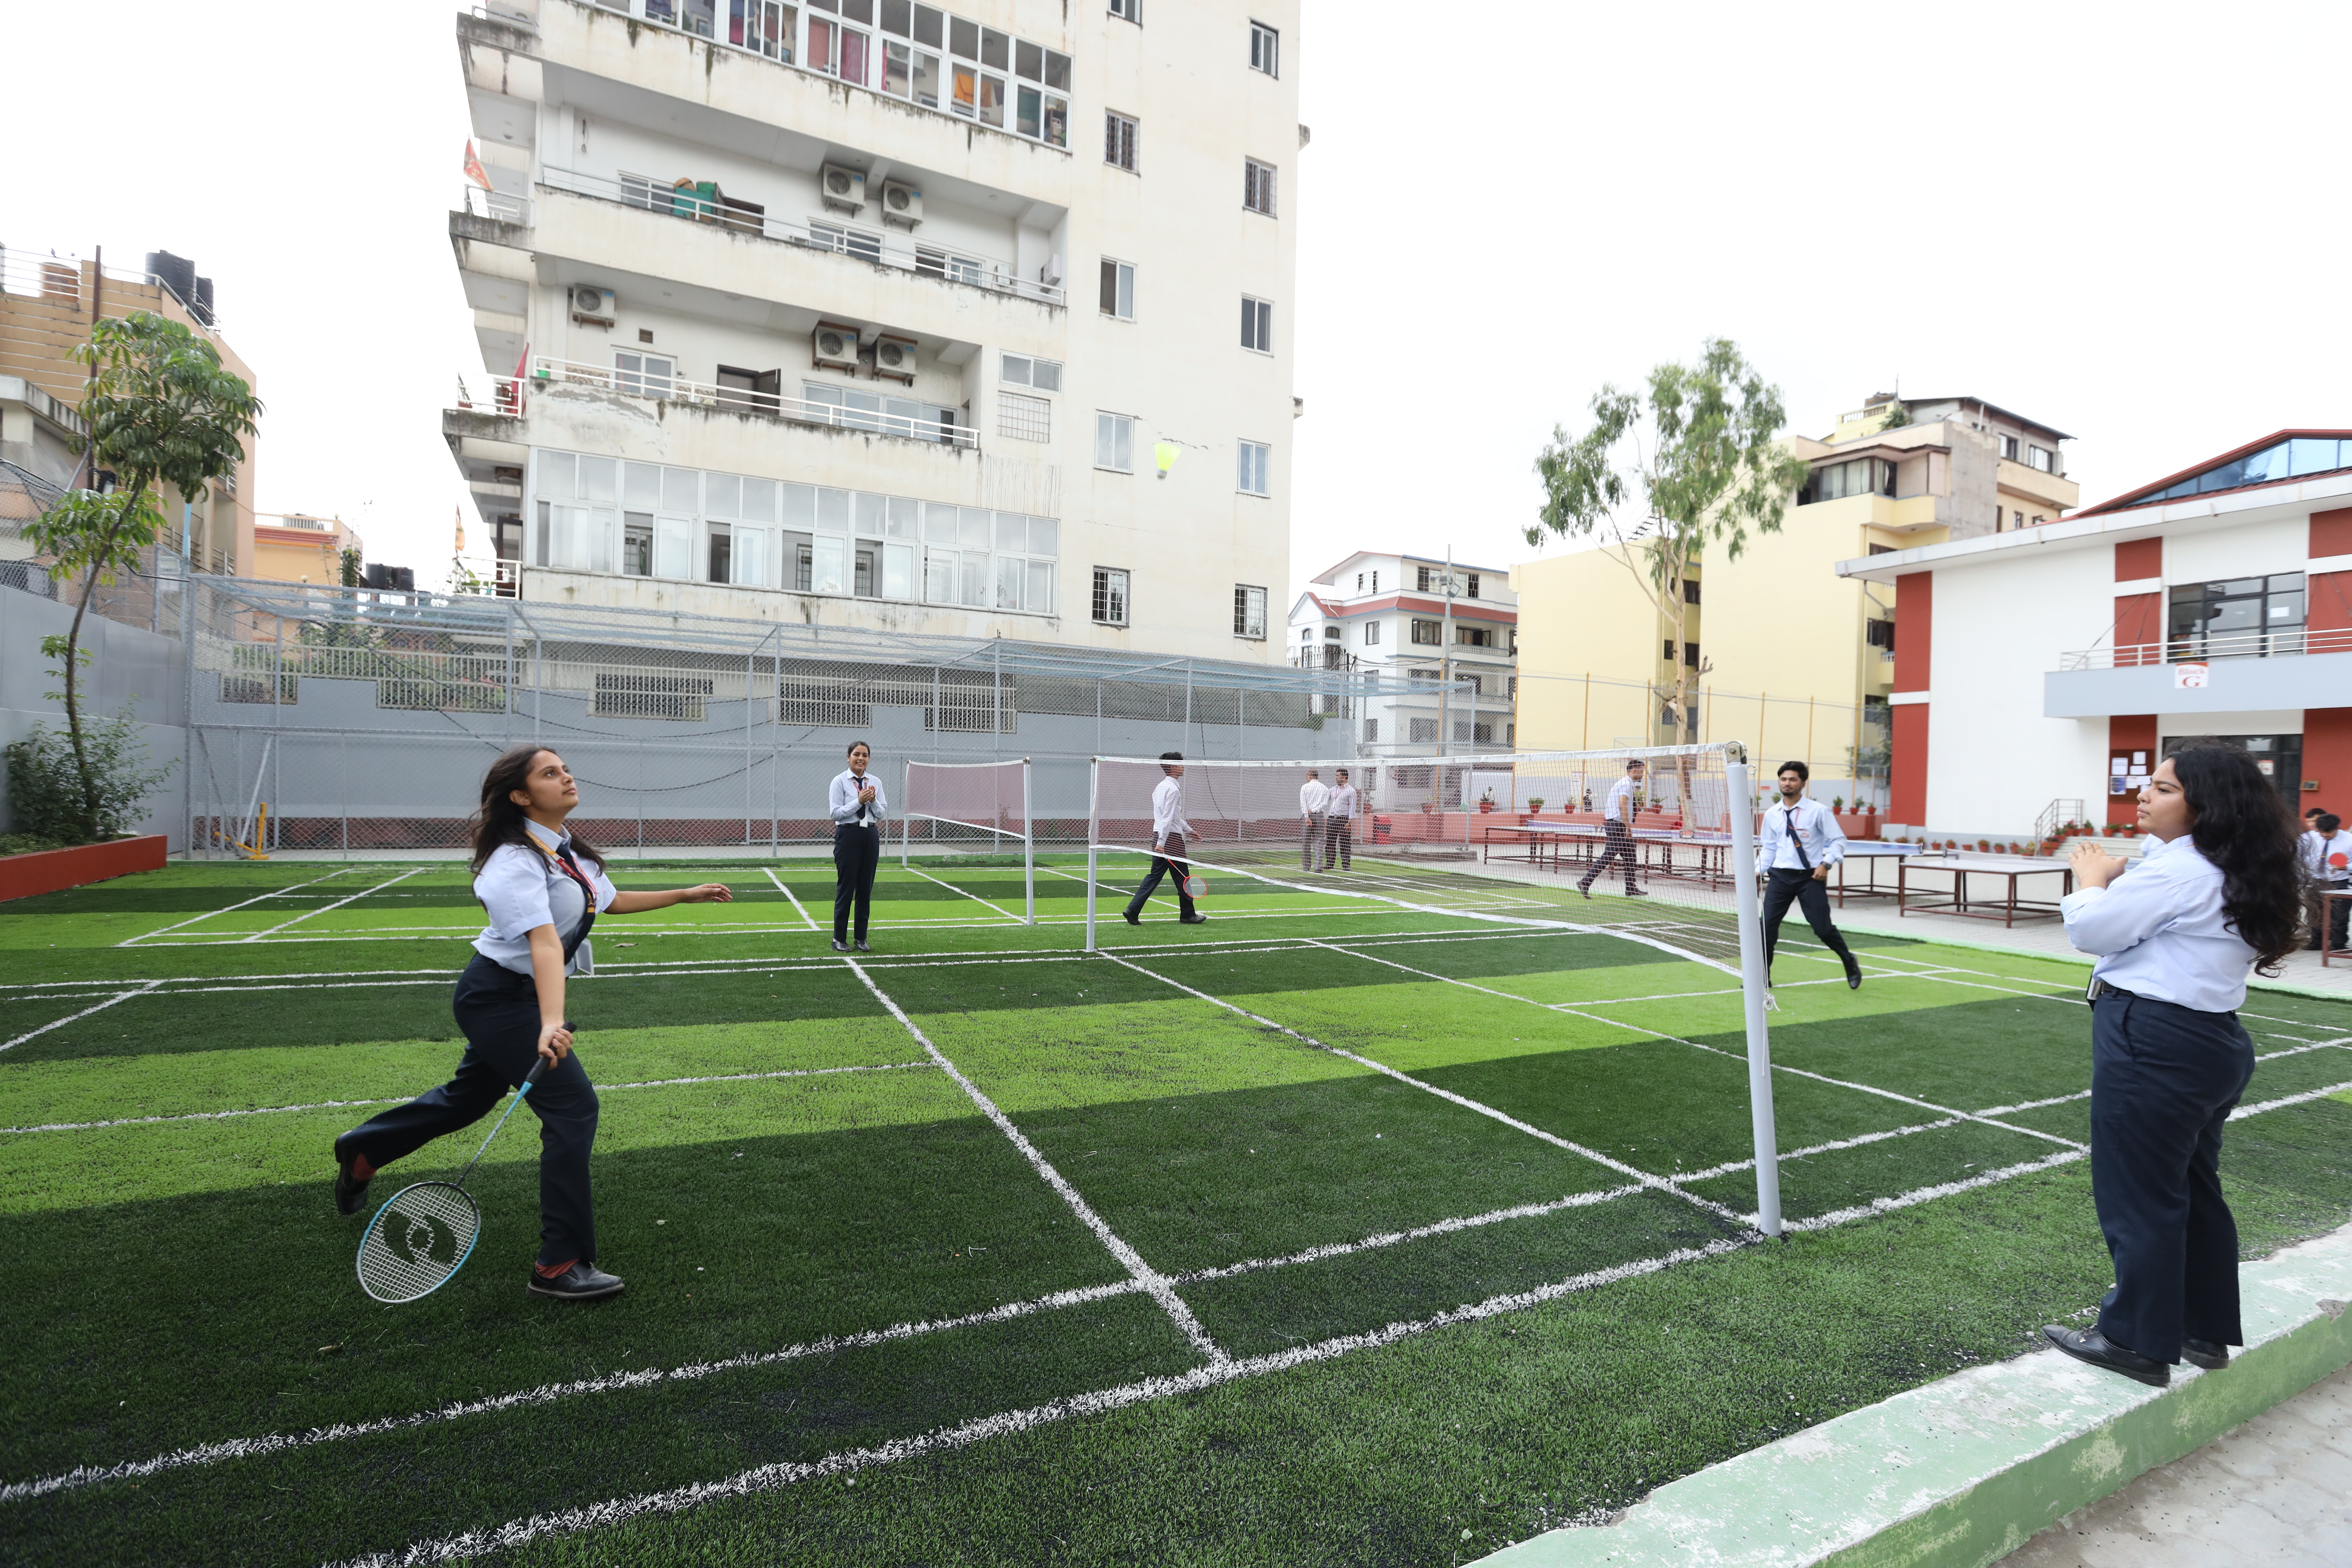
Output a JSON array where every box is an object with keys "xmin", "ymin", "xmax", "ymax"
[
  {"xmin": 1182, "ymin": 873, "xmax": 1208, "ymax": 899},
  {"xmin": 357, "ymin": 1040, "xmax": 562, "ymax": 1304}
]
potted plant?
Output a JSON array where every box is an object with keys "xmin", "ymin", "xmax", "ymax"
[
  {"xmin": 1832, "ymin": 794, "xmax": 1845, "ymax": 813},
  {"xmin": 1478, "ymin": 791, "xmax": 1496, "ymax": 814},
  {"xmin": 1527, "ymin": 796, "xmax": 1546, "ymax": 815}
]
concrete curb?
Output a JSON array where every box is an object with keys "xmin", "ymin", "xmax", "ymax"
[{"xmin": 1477, "ymin": 1222, "xmax": 2352, "ymax": 1568}]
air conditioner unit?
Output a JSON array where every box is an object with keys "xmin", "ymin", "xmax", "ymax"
[
  {"xmin": 818, "ymin": 163, "xmax": 866, "ymax": 215},
  {"xmin": 811, "ymin": 321, "xmax": 863, "ymax": 372},
  {"xmin": 878, "ymin": 178, "xmax": 923, "ymax": 229},
  {"xmin": 871, "ymin": 334, "xmax": 917, "ymax": 384},
  {"xmin": 568, "ymin": 285, "xmax": 616, "ymax": 324},
  {"xmin": 1041, "ymin": 252, "xmax": 1064, "ymax": 288}
]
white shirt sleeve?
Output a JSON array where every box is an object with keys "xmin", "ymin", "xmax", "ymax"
[
  {"xmin": 476, "ymin": 844, "xmax": 556, "ymax": 938},
  {"xmin": 1814, "ymin": 802, "xmax": 1848, "ymax": 867},
  {"xmin": 2060, "ymin": 856, "xmax": 2188, "ymax": 956}
]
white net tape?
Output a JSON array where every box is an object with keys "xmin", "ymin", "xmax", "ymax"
[{"xmin": 357, "ymin": 1181, "xmax": 483, "ymax": 1304}]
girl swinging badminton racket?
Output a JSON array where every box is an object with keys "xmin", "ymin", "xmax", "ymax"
[{"xmin": 334, "ymin": 746, "xmax": 730, "ymax": 1302}]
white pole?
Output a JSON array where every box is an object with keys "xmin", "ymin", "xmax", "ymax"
[
  {"xmin": 1084, "ymin": 757, "xmax": 1099, "ymax": 952},
  {"xmin": 1725, "ymin": 744, "xmax": 1782, "ymax": 1238},
  {"xmin": 1022, "ymin": 757, "xmax": 1035, "ymax": 925},
  {"xmin": 901, "ymin": 760, "xmax": 911, "ymax": 870}
]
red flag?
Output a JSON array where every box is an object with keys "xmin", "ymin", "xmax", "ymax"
[{"xmin": 464, "ymin": 140, "xmax": 492, "ymax": 190}]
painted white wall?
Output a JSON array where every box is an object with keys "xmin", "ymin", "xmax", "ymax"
[{"xmin": 2166, "ymin": 515, "xmax": 2306, "ymax": 585}]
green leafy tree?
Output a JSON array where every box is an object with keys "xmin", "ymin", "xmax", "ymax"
[
  {"xmin": 22, "ymin": 312, "xmax": 260, "ymax": 839},
  {"xmin": 338, "ymin": 544, "xmax": 362, "ymax": 587},
  {"xmin": 1529, "ymin": 337, "xmax": 1810, "ymax": 759}
]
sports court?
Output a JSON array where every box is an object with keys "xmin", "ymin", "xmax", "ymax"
[{"xmin": 5, "ymin": 835, "xmax": 2351, "ymax": 1566}]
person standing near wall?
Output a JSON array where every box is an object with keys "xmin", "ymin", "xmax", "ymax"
[
  {"xmin": 2043, "ymin": 741, "xmax": 2303, "ymax": 1386},
  {"xmin": 1324, "ymin": 766, "xmax": 1359, "ymax": 871},
  {"xmin": 1298, "ymin": 767, "xmax": 1329, "ymax": 872},
  {"xmin": 1758, "ymin": 761, "xmax": 1863, "ymax": 989},
  {"xmin": 1577, "ymin": 758, "xmax": 1647, "ymax": 899},
  {"xmin": 829, "ymin": 741, "xmax": 886, "ymax": 953}
]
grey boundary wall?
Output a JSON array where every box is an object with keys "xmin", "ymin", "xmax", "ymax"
[{"xmin": 0, "ymin": 586, "xmax": 187, "ymax": 848}]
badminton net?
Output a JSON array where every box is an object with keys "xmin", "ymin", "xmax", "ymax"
[{"xmin": 903, "ymin": 757, "xmax": 1034, "ymax": 924}]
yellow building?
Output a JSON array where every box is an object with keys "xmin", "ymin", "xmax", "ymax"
[
  {"xmin": 1513, "ymin": 393, "xmax": 2078, "ymax": 801},
  {"xmin": 250, "ymin": 513, "xmax": 364, "ymax": 587}
]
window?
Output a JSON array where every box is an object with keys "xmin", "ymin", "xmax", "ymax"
[
  {"xmin": 1249, "ymin": 19, "xmax": 1277, "ymax": 75},
  {"xmin": 707, "ymin": 523, "xmax": 733, "ymax": 583},
  {"xmin": 1408, "ymin": 718, "xmax": 1438, "ymax": 744},
  {"xmin": 1109, "ymin": 0, "xmax": 1138, "ymax": 21},
  {"xmin": 1100, "ymin": 258, "xmax": 1135, "ymax": 318},
  {"xmin": 1457, "ymin": 626, "xmax": 1494, "ymax": 648},
  {"xmin": 1464, "ymin": 573, "xmax": 1480, "ymax": 599},
  {"xmin": 1417, "ymin": 565, "xmax": 1436, "ymax": 592},
  {"xmin": 1354, "ymin": 572, "xmax": 1364, "ymax": 591},
  {"xmin": 2129, "ymin": 437, "xmax": 2352, "ymax": 507},
  {"xmin": 1867, "ymin": 543, "xmax": 1895, "ymax": 555},
  {"xmin": 1240, "ymin": 296, "xmax": 1273, "ymax": 352},
  {"xmin": 2028, "ymin": 444, "xmax": 2054, "ymax": 473},
  {"xmin": 1865, "ymin": 619, "xmax": 1895, "ymax": 650},
  {"xmin": 1105, "ymin": 111, "xmax": 1138, "ymax": 171},
  {"xmin": 1411, "ymin": 619, "xmax": 1441, "ymax": 645},
  {"xmin": 1323, "ymin": 625, "xmax": 1339, "ymax": 640},
  {"xmin": 1301, "ymin": 627, "xmax": 1314, "ymax": 643},
  {"xmin": 1233, "ymin": 584, "xmax": 1267, "ymax": 639},
  {"xmin": 1092, "ymin": 566, "xmax": 1129, "ymax": 625},
  {"xmin": 614, "ymin": 350, "xmax": 675, "ymax": 398},
  {"xmin": 1363, "ymin": 718, "xmax": 1379, "ymax": 744},
  {"xmin": 1237, "ymin": 439, "xmax": 1270, "ymax": 495},
  {"xmin": 1364, "ymin": 621, "xmax": 1380, "ymax": 645},
  {"xmin": 623, "ymin": 516, "xmax": 652, "ymax": 575},
  {"xmin": 1371, "ymin": 570, "xmax": 1379, "ymax": 592},
  {"xmin": 1798, "ymin": 456, "xmax": 1895, "ymax": 504},
  {"xmin": 1000, "ymin": 353, "xmax": 1063, "ymax": 391},
  {"xmin": 1662, "ymin": 640, "xmax": 1699, "ymax": 666},
  {"xmin": 2000, "ymin": 434, "xmax": 2020, "ymax": 461},
  {"xmin": 1244, "ymin": 159, "xmax": 1276, "ymax": 215},
  {"xmin": 1094, "ymin": 412, "xmax": 1135, "ymax": 472},
  {"xmin": 1683, "ymin": 577, "xmax": 1701, "ymax": 604},
  {"xmin": 2014, "ymin": 510, "xmax": 2025, "ymax": 530},
  {"xmin": 999, "ymin": 391, "xmax": 1050, "ymax": 442},
  {"xmin": 2031, "ymin": 513, "xmax": 2046, "ymax": 527},
  {"xmin": 2168, "ymin": 573, "xmax": 2306, "ymax": 659}
]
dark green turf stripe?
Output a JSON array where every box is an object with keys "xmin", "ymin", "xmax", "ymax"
[{"xmin": 1683, "ymin": 1120, "xmax": 2067, "ymax": 1222}]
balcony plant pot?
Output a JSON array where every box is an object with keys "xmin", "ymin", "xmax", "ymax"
[{"xmin": 1478, "ymin": 800, "xmax": 1495, "ymax": 814}]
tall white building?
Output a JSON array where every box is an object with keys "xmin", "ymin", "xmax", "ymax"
[
  {"xmin": 1290, "ymin": 550, "xmax": 1520, "ymax": 756},
  {"xmin": 445, "ymin": 0, "xmax": 1300, "ymax": 661}
]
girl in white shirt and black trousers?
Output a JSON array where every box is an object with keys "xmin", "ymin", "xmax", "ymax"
[
  {"xmin": 332, "ymin": 746, "xmax": 731, "ymax": 1301},
  {"xmin": 2044, "ymin": 740, "xmax": 2303, "ymax": 1386},
  {"xmin": 829, "ymin": 741, "xmax": 886, "ymax": 953}
]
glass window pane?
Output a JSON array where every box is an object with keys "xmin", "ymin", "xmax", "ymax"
[
  {"xmin": 883, "ymin": 39, "xmax": 910, "ymax": 95},
  {"xmin": 1016, "ymin": 85, "xmax": 1040, "ymax": 139},
  {"xmin": 981, "ymin": 28, "xmax": 1007, "ymax": 67},
  {"xmin": 817, "ymin": 487, "xmax": 852, "ymax": 532},
  {"xmin": 578, "ymin": 456, "xmax": 616, "ymax": 503},
  {"xmin": 2289, "ymin": 438, "xmax": 2339, "ymax": 476},
  {"xmin": 839, "ymin": 0, "xmax": 869, "ymax": 20},
  {"xmin": 741, "ymin": 477, "xmax": 776, "ymax": 521},
  {"xmin": 1044, "ymin": 49, "xmax": 1069, "ymax": 89},
  {"xmin": 841, "ymin": 27, "xmax": 869, "ymax": 85},
  {"xmin": 811, "ymin": 535, "xmax": 847, "ymax": 594},
  {"xmin": 912, "ymin": 2, "xmax": 940, "ymax": 46},
  {"xmin": 539, "ymin": 449, "xmax": 576, "ymax": 499},
  {"xmin": 960, "ymin": 553, "xmax": 987, "ymax": 607},
  {"xmin": 1027, "ymin": 560, "xmax": 1053, "ymax": 614},
  {"xmin": 780, "ymin": 483, "xmax": 814, "ymax": 530},
  {"xmin": 624, "ymin": 461, "xmax": 661, "ymax": 509},
  {"xmin": 655, "ymin": 517, "xmax": 694, "ymax": 579},
  {"xmin": 855, "ymin": 491, "xmax": 888, "ymax": 537},
  {"xmin": 1016, "ymin": 39, "xmax": 1042, "ymax": 79},
  {"xmin": 996, "ymin": 554, "xmax": 1023, "ymax": 609},
  {"xmin": 883, "ymin": 541, "xmax": 915, "ymax": 599},
  {"xmin": 1117, "ymin": 265, "xmax": 1134, "ymax": 318},
  {"xmin": 979, "ymin": 74, "xmax": 1004, "ymax": 127},
  {"xmin": 1115, "ymin": 418, "xmax": 1132, "ymax": 472},
  {"xmin": 923, "ymin": 547, "xmax": 954, "ymax": 602},
  {"xmin": 912, "ymin": 49, "xmax": 939, "ymax": 106},
  {"xmin": 662, "ymin": 467, "xmax": 698, "ymax": 512},
  {"xmin": 887, "ymin": 496, "xmax": 919, "ymax": 537},
  {"xmin": 959, "ymin": 506, "xmax": 991, "ymax": 547},
  {"xmin": 733, "ymin": 526, "xmax": 770, "ymax": 587},
  {"xmin": 879, "ymin": 0, "xmax": 908, "ymax": 33},
  {"xmin": 994, "ymin": 512, "xmax": 1027, "ymax": 552},
  {"xmin": 1002, "ymin": 354, "xmax": 1030, "ymax": 385},
  {"xmin": 924, "ymin": 501, "xmax": 958, "ymax": 543},
  {"xmin": 705, "ymin": 472, "xmax": 741, "ymax": 520},
  {"xmin": 1031, "ymin": 359, "xmax": 1061, "ymax": 392},
  {"xmin": 949, "ymin": 16, "xmax": 976, "ymax": 56},
  {"xmin": 1028, "ymin": 516, "xmax": 1057, "ymax": 556},
  {"xmin": 1042, "ymin": 93, "xmax": 1066, "ymax": 147}
]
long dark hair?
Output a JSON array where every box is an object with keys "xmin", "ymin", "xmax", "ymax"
[
  {"xmin": 2170, "ymin": 740, "xmax": 2303, "ymax": 973},
  {"xmin": 468, "ymin": 744, "xmax": 605, "ymax": 876}
]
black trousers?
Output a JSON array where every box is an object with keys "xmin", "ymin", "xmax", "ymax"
[
  {"xmin": 340, "ymin": 956, "xmax": 601, "ymax": 1268},
  {"xmin": 833, "ymin": 821, "xmax": 881, "ymax": 941},
  {"xmin": 1324, "ymin": 816, "xmax": 1353, "ymax": 870},
  {"xmin": 1761, "ymin": 867, "xmax": 1857, "ymax": 973},
  {"xmin": 1125, "ymin": 832, "xmax": 1196, "ymax": 919},
  {"xmin": 2090, "ymin": 990, "xmax": 2256, "ymax": 1363},
  {"xmin": 1579, "ymin": 819, "xmax": 1639, "ymax": 892}
]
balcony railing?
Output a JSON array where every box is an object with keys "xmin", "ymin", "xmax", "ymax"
[
  {"xmin": 526, "ymin": 356, "xmax": 976, "ymax": 448},
  {"xmin": 459, "ymin": 184, "xmax": 532, "ymax": 226},
  {"xmin": 2057, "ymin": 628, "xmax": 2352, "ymax": 670},
  {"xmin": 534, "ymin": 167, "xmax": 1065, "ymax": 308}
]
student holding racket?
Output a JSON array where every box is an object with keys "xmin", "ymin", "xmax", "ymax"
[
  {"xmin": 1122, "ymin": 750, "xmax": 1208, "ymax": 926},
  {"xmin": 332, "ymin": 745, "xmax": 731, "ymax": 1301}
]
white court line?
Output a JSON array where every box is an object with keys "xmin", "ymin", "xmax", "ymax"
[
  {"xmin": 1172, "ymin": 1183, "xmax": 1651, "ymax": 1282},
  {"xmin": 2229, "ymin": 1078, "xmax": 2352, "ymax": 1120},
  {"xmin": 1305, "ymin": 937, "xmax": 2088, "ymax": 1154},
  {"xmin": 1674, "ymin": 1117, "xmax": 1967, "ymax": 1183},
  {"xmin": 841, "ymin": 957, "xmax": 1227, "ymax": 1366},
  {"xmin": 762, "ymin": 867, "xmax": 818, "ymax": 931},
  {"xmin": 905, "ymin": 864, "xmax": 1025, "ymax": 923},
  {"xmin": 0, "ymin": 980, "xmax": 165, "ymax": 1056},
  {"xmin": 1099, "ymin": 950, "xmax": 1749, "ymax": 1229},
  {"xmin": 115, "ymin": 868, "xmax": 360, "ymax": 947},
  {"xmin": 1777, "ymin": 1148, "xmax": 2088, "ymax": 1233},
  {"xmin": 240, "ymin": 867, "xmax": 427, "ymax": 943},
  {"xmin": 0, "ymin": 1060, "xmax": 936, "ymax": 1136}
]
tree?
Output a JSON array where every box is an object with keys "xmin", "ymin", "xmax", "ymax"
[
  {"xmin": 22, "ymin": 312, "xmax": 260, "ymax": 840},
  {"xmin": 1529, "ymin": 337, "xmax": 1809, "ymax": 767}
]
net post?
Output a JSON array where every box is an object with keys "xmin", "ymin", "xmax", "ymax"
[
  {"xmin": 1724, "ymin": 742, "xmax": 1783, "ymax": 1238},
  {"xmin": 901, "ymin": 761, "xmax": 910, "ymax": 870},
  {"xmin": 1084, "ymin": 757, "xmax": 1099, "ymax": 952},
  {"xmin": 1021, "ymin": 757, "xmax": 1035, "ymax": 925}
]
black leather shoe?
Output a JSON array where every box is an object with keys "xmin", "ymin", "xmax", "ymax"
[
  {"xmin": 332, "ymin": 1139, "xmax": 371, "ymax": 1217},
  {"xmin": 854, "ymin": 940, "xmax": 871, "ymax": 953},
  {"xmin": 528, "ymin": 1262, "xmax": 625, "ymax": 1301},
  {"xmin": 831, "ymin": 939, "xmax": 850, "ymax": 953},
  {"xmin": 1624, "ymin": 887, "xmax": 1650, "ymax": 898},
  {"xmin": 2182, "ymin": 1337, "xmax": 2230, "ymax": 1371},
  {"xmin": 1845, "ymin": 962, "xmax": 1864, "ymax": 990},
  {"xmin": 2043, "ymin": 1324, "xmax": 2169, "ymax": 1386},
  {"xmin": 1122, "ymin": 910, "xmax": 1140, "ymax": 926},
  {"xmin": 1180, "ymin": 913, "xmax": 1209, "ymax": 925},
  {"xmin": 1577, "ymin": 885, "xmax": 1593, "ymax": 899}
]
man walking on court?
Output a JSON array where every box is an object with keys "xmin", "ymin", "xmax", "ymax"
[
  {"xmin": 1577, "ymin": 758, "xmax": 1649, "ymax": 899},
  {"xmin": 1299, "ymin": 768, "xmax": 1329, "ymax": 871},
  {"xmin": 1124, "ymin": 751, "xmax": 1206, "ymax": 925},
  {"xmin": 1324, "ymin": 767, "xmax": 1359, "ymax": 870},
  {"xmin": 1758, "ymin": 760, "xmax": 1863, "ymax": 989}
]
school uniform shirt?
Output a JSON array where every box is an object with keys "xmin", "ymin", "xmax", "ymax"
[
  {"xmin": 1759, "ymin": 798, "xmax": 1848, "ymax": 872},
  {"xmin": 2311, "ymin": 831, "xmax": 2352, "ymax": 885},
  {"xmin": 1327, "ymin": 783, "xmax": 1360, "ymax": 819},
  {"xmin": 1603, "ymin": 776, "xmax": 1638, "ymax": 823},
  {"xmin": 472, "ymin": 819, "xmax": 618, "ymax": 979},
  {"xmin": 2060, "ymin": 834, "xmax": 2258, "ymax": 1014},
  {"xmin": 1299, "ymin": 779, "xmax": 1330, "ymax": 815},
  {"xmin": 830, "ymin": 769, "xmax": 889, "ymax": 828},
  {"xmin": 1151, "ymin": 776, "xmax": 1192, "ymax": 848}
]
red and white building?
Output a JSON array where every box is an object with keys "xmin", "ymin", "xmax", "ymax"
[
  {"xmin": 1838, "ymin": 431, "xmax": 2352, "ymax": 840},
  {"xmin": 1288, "ymin": 550, "xmax": 1519, "ymax": 757}
]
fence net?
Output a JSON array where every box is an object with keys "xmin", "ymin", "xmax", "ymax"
[{"xmin": 902, "ymin": 757, "xmax": 1033, "ymax": 921}]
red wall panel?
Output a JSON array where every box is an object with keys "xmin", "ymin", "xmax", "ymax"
[
  {"xmin": 2106, "ymin": 716, "xmax": 2158, "ymax": 827},
  {"xmin": 2312, "ymin": 506, "xmax": 2352, "ymax": 560},
  {"xmin": 2115, "ymin": 537, "xmax": 2163, "ymax": 581},
  {"xmin": 2306, "ymin": 707, "xmax": 2352, "ymax": 813},
  {"xmin": 1892, "ymin": 701, "xmax": 1928, "ymax": 826}
]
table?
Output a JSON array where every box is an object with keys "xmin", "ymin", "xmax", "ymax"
[
  {"xmin": 1829, "ymin": 842, "xmax": 1921, "ymax": 907},
  {"xmin": 1480, "ymin": 823, "xmax": 1730, "ymax": 884},
  {"xmin": 1897, "ymin": 853, "xmax": 2074, "ymax": 926}
]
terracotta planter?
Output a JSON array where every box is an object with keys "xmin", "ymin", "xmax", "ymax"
[{"xmin": 0, "ymin": 835, "xmax": 168, "ymax": 903}]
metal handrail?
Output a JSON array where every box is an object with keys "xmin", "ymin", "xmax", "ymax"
[
  {"xmin": 459, "ymin": 184, "xmax": 532, "ymax": 226},
  {"xmin": 529, "ymin": 355, "xmax": 976, "ymax": 448},
  {"xmin": 536, "ymin": 165, "xmax": 1065, "ymax": 307},
  {"xmin": 2056, "ymin": 628, "xmax": 2351, "ymax": 670}
]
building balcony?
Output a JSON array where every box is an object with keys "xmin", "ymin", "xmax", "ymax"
[
  {"xmin": 525, "ymin": 355, "xmax": 974, "ymax": 447},
  {"xmin": 2045, "ymin": 629, "xmax": 2352, "ymax": 717}
]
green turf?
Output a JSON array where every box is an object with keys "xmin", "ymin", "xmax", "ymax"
[{"xmin": 1, "ymin": 856, "xmax": 2348, "ymax": 1567}]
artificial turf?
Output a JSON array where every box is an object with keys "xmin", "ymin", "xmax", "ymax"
[{"xmin": 0, "ymin": 855, "xmax": 2346, "ymax": 1567}]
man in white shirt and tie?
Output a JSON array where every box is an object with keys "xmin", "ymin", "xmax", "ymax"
[
  {"xmin": 1576, "ymin": 758, "xmax": 1650, "ymax": 899},
  {"xmin": 1757, "ymin": 760, "xmax": 1863, "ymax": 989},
  {"xmin": 1298, "ymin": 768, "xmax": 1330, "ymax": 871},
  {"xmin": 1323, "ymin": 767, "xmax": 1359, "ymax": 870},
  {"xmin": 1123, "ymin": 751, "xmax": 1206, "ymax": 925}
]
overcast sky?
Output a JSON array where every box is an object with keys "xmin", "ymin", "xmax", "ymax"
[{"xmin": 8, "ymin": 2, "xmax": 2345, "ymax": 595}]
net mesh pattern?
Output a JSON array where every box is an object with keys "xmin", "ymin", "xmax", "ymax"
[
  {"xmin": 357, "ymin": 1182, "xmax": 482, "ymax": 1304},
  {"xmin": 902, "ymin": 758, "xmax": 1029, "ymax": 847}
]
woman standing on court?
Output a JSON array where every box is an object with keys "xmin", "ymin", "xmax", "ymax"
[
  {"xmin": 830, "ymin": 740, "xmax": 886, "ymax": 953},
  {"xmin": 332, "ymin": 746, "xmax": 732, "ymax": 1301},
  {"xmin": 2043, "ymin": 740, "xmax": 2303, "ymax": 1385}
]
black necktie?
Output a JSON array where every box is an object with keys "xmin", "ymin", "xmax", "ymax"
[
  {"xmin": 552, "ymin": 841, "xmax": 598, "ymax": 959},
  {"xmin": 1785, "ymin": 806, "xmax": 1811, "ymax": 871}
]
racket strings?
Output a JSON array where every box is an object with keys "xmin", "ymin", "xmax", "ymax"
[{"xmin": 358, "ymin": 1182, "xmax": 482, "ymax": 1303}]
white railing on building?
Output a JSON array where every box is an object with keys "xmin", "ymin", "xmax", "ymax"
[
  {"xmin": 459, "ymin": 184, "xmax": 533, "ymax": 226},
  {"xmin": 0, "ymin": 246, "xmax": 229, "ymax": 337},
  {"xmin": 535, "ymin": 167, "xmax": 1064, "ymax": 308},
  {"xmin": 2056, "ymin": 628, "xmax": 2351, "ymax": 670},
  {"xmin": 527, "ymin": 355, "xmax": 976, "ymax": 448}
]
